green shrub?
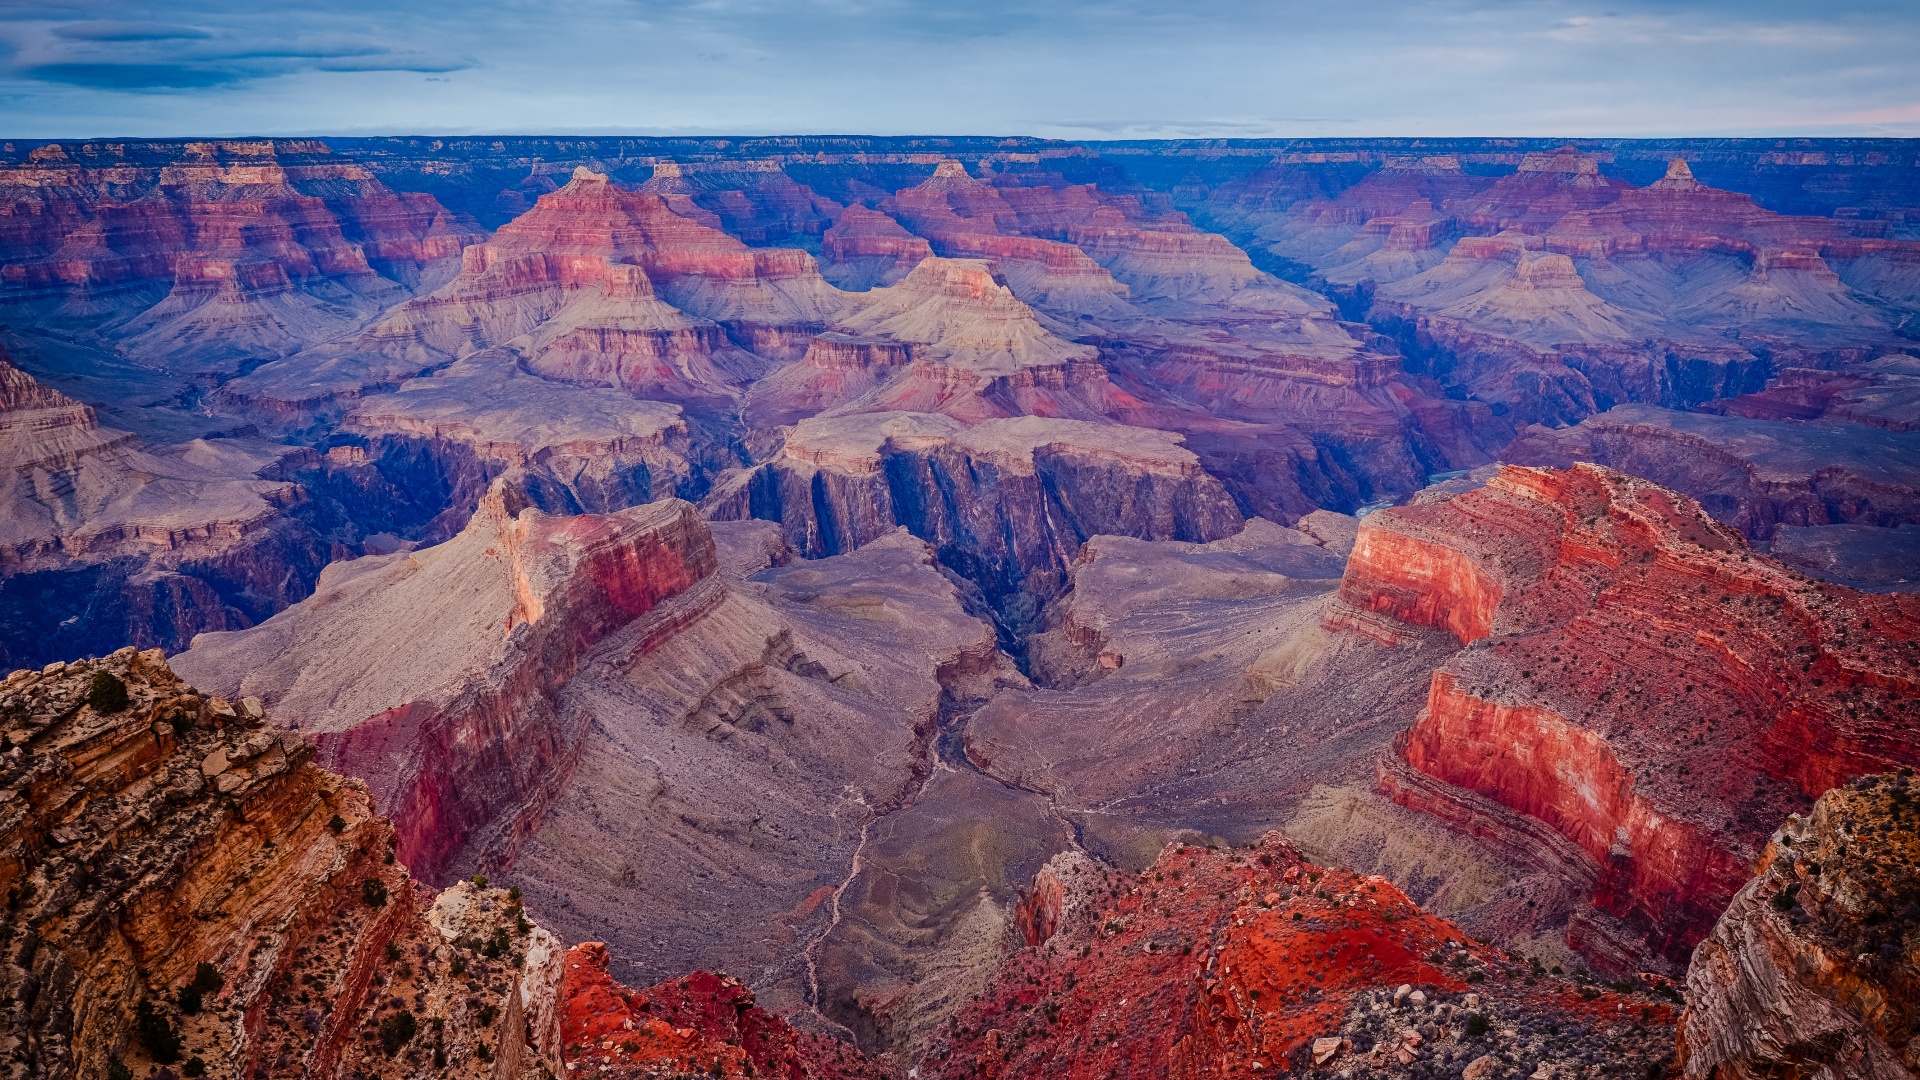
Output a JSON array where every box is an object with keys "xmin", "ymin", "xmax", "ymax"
[
  {"xmin": 176, "ymin": 962, "xmax": 224, "ymax": 1015},
  {"xmin": 134, "ymin": 1000, "xmax": 181, "ymax": 1064},
  {"xmin": 378, "ymin": 1010, "xmax": 417, "ymax": 1056},
  {"xmin": 89, "ymin": 671, "xmax": 129, "ymax": 714}
]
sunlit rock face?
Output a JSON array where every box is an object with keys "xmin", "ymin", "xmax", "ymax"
[{"xmin": 1334, "ymin": 463, "xmax": 1920, "ymax": 971}]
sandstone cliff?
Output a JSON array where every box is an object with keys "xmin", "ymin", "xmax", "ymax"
[
  {"xmin": 172, "ymin": 488, "xmax": 717, "ymax": 883},
  {"xmin": 1335, "ymin": 463, "xmax": 1920, "ymax": 970},
  {"xmin": 0, "ymin": 650, "xmax": 562, "ymax": 1080},
  {"xmin": 0, "ymin": 140, "xmax": 477, "ymax": 373},
  {"xmin": 1680, "ymin": 771, "xmax": 1920, "ymax": 1079}
]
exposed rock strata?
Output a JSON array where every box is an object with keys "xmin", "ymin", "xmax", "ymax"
[
  {"xmin": 172, "ymin": 490, "xmax": 717, "ymax": 883},
  {"xmin": 706, "ymin": 410, "xmax": 1243, "ymax": 620},
  {"xmin": 1679, "ymin": 771, "xmax": 1920, "ymax": 1080},
  {"xmin": 0, "ymin": 650, "xmax": 561, "ymax": 1080},
  {"xmin": 0, "ymin": 346, "xmax": 333, "ymax": 669},
  {"xmin": 0, "ymin": 140, "xmax": 476, "ymax": 372},
  {"xmin": 560, "ymin": 943, "xmax": 887, "ymax": 1079},
  {"xmin": 1335, "ymin": 463, "xmax": 1920, "ymax": 970}
]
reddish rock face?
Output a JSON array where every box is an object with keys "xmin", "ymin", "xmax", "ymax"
[
  {"xmin": 172, "ymin": 489, "xmax": 719, "ymax": 882},
  {"xmin": 925, "ymin": 835, "xmax": 1677, "ymax": 1080},
  {"xmin": 1336, "ymin": 463, "xmax": 1920, "ymax": 969},
  {"xmin": 0, "ymin": 140, "xmax": 477, "ymax": 370},
  {"xmin": 0, "ymin": 651, "xmax": 564, "ymax": 1080},
  {"xmin": 560, "ymin": 943, "xmax": 887, "ymax": 1079}
]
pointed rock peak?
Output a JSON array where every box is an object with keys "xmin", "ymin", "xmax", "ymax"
[
  {"xmin": 1649, "ymin": 157, "xmax": 1705, "ymax": 193},
  {"xmin": 932, "ymin": 159, "xmax": 971, "ymax": 180},
  {"xmin": 570, "ymin": 165, "xmax": 610, "ymax": 184}
]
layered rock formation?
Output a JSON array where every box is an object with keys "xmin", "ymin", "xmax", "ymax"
[
  {"xmin": 222, "ymin": 167, "xmax": 846, "ymax": 423},
  {"xmin": 1335, "ymin": 463, "xmax": 1920, "ymax": 970},
  {"xmin": 924, "ymin": 835, "xmax": 1677, "ymax": 1080},
  {"xmin": 1216, "ymin": 148, "xmax": 1920, "ymax": 428},
  {"xmin": 172, "ymin": 488, "xmax": 716, "ymax": 883},
  {"xmin": 0, "ymin": 345, "xmax": 336, "ymax": 669},
  {"xmin": 1679, "ymin": 771, "xmax": 1920, "ymax": 1079},
  {"xmin": 560, "ymin": 944, "xmax": 888, "ymax": 1079},
  {"xmin": 0, "ymin": 649, "xmax": 563, "ymax": 1080},
  {"xmin": 706, "ymin": 411, "xmax": 1243, "ymax": 620},
  {"xmin": 0, "ymin": 140, "xmax": 476, "ymax": 373}
]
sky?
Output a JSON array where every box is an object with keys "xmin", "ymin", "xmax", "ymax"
[{"xmin": 2, "ymin": 0, "xmax": 1918, "ymax": 140}]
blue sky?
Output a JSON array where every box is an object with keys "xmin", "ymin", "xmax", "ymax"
[{"xmin": 2, "ymin": 0, "xmax": 1917, "ymax": 139}]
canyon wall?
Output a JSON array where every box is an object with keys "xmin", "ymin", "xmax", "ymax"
[
  {"xmin": 1334, "ymin": 463, "xmax": 1920, "ymax": 971},
  {"xmin": 0, "ymin": 649, "xmax": 563, "ymax": 1080},
  {"xmin": 172, "ymin": 488, "xmax": 717, "ymax": 883}
]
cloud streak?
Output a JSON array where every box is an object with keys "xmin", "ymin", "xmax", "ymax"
[{"xmin": 0, "ymin": 0, "xmax": 1915, "ymax": 137}]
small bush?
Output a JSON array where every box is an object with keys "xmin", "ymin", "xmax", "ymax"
[
  {"xmin": 1463, "ymin": 1012, "xmax": 1490, "ymax": 1039},
  {"xmin": 385, "ymin": 941, "xmax": 402, "ymax": 962},
  {"xmin": 181, "ymin": 1057, "xmax": 207, "ymax": 1078},
  {"xmin": 449, "ymin": 953, "xmax": 467, "ymax": 976},
  {"xmin": 89, "ymin": 671, "xmax": 129, "ymax": 714},
  {"xmin": 327, "ymin": 814, "xmax": 347, "ymax": 835},
  {"xmin": 476, "ymin": 1042, "xmax": 492, "ymax": 1063},
  {"xmin": 134, "ymin": 1000, "xmax": 182, "ymax": 1064},
  {"xmin": 476, "ymin": 1003, "xmax": 498, "ymax": 1027},
  {"xmin": 472, "ymin": 875, "xmax": 489, "ymax": 889},
  {"xmin": 106, "ymin": 1060, "xmax": 133, "ymax": 1080},
  {"xmin": 177, "ymin": 961, "xmax": 225, "ymax": 1015},
  {"xmin": 362, "ymin": 878, "xmax": 388, "ymax": 907},
  {"xmin": 507, "ymin": 886, "xmax": 522, "ymax": 904},
  {"xmin": 378, "ymin": 1010, "xmax": 417, "ymax": 1056}
]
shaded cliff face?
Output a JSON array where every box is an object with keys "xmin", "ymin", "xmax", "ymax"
[
  {"xmin": 0, "ymin": 650, "xmax": 563, "ymax": 1080},
  {"xmin": 172, "ymin": 490, "xmax": 718, "ymax": 883},
  {"xmin": 1680, "ymin": 772, "xmax": 1920, "ymax": 1080},
  {"xmin": 0, "ymin": 345, "xmax": 341, "ymax": 670},
  {"xmin": 706, "ymin": 411, "xmax": 1244, "ymax": 630},
  {"xmin": 560, "ymin": 944, "xmax": 889, "ymax": 1080},
  {"xmin": 0, "ymin": 140, "xmax": 477, "ymax": 373},
  {"xmin": 1334, "ymin": 463, "xmax": 1920, "ymax": 971},
  {"xmin": 924, "ymin": 835, "xmax": 1677, "ymax": 1080}
]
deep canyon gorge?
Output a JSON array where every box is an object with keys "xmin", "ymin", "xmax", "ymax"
[{"xmin": 2, "ymin": 134, "xmax": 1918, "ymax": 1080}]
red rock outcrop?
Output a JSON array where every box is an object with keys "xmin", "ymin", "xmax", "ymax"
[
  {"xmin": 1227, "ymin": 148, "xmax": 1920, "ymax": 427},
  {"xmin": 820, "ymin": 204, "xmax": 932, "ymax": 290},
  {"xmin": 172, "ymin": 488, "xmax": 718, "ymax": 883},
  {"xmin": 923, "ymin": 834, "xmax": 1676, "ymax": 1080},
  {"xmin": 0, "ymin": 140, "xmax": 477, "ymax": 372},
  {"xmin": 0, "ymin": 650, "xmax": 563, "ymax": 1080},
  {"xmin": 639, "ymin": 159, "xmax": 843, "ymax": 248},
  {"xmin": 559, "ymin": 943, "xmax": 887, "ymax": 1079},
  {"xmin": 1678, "ymin": 771, "xmax": 1920, "ymax": 1079},
  {"xmin": 1335, "ymin": 463, "xmax": 1920, "ymax": 969},
  {"xmin": 221, "ymin": 167, "xmax": 845, "ymax": 423}
]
